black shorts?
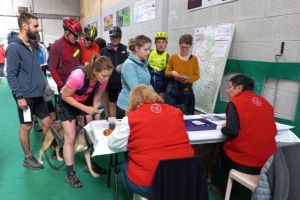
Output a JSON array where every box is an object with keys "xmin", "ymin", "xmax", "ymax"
[
  {"xmin": 32, "ymin": 100, "xmax": 56, "ymax": 114},
  {"xmin": 47, "ymin": 101, "xmax": 56, "ymax": 113},
  {"xmin": 152, "ymin": 83, "xmax": 168, "ymax": 94},
  {"xmin": 58, "ymin": 96, "xmax": 87, "ymax": 122},
  {"xmin": 15, "ymin": 96, "xmax": 49, "ymax": 124},
  {"xmin": 107, "ymin": 89, "xmax": 120, "ymax": 102}
]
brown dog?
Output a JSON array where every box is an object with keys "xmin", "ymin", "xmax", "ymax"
[{"xmin": 38, "ymin": 121, "xmax": 100, "ymax": 178}]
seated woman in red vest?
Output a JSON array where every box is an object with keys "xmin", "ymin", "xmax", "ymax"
[
  {"xmin": 107, "ymin": 84, "xmax": 194, "ymax": 199},
  {"xmin": 59, "ymin": 54, "xmax": 113, "ymax": 188},
  {"xmin": 210, "ymin": 75, "xmax": 277, "ymax": 198}
]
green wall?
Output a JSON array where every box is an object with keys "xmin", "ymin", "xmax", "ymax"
[{"xmin": 214, "ymin": 59, "xmax": 300, "ymax": 136}]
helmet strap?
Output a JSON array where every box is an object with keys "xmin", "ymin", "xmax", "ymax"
[{"xmin": 64, "ymin": 31, "xmax": 74, "ymax": 44}]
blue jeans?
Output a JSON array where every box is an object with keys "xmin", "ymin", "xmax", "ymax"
[
  {"xmin": 120, "ymin": 159, "xmax": 150, "ymax": 199},
  {"xmin": 0, "ymin": 63, "xmax": 4, "ymax": 76}
]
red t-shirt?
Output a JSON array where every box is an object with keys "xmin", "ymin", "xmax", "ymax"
[
  {"xmin": 79, "ymin": 39, "xmax": 100, "ymax": 64},
  {"xmin": 49, "ymin": 36, "xmax": 82, "ymax": 87}
]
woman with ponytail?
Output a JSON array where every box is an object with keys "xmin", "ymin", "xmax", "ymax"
[
  {"xmin": 59, "ymin": 54, "xmax": 113, "ymax": 188},
  {"xmin": 116, "ymin": 35, "xmax": 152, "ymax": 119}
]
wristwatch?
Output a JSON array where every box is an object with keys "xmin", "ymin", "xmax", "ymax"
[{"xmin": 16, "ymin": 96, "xmax": 24, "ymax": 100}]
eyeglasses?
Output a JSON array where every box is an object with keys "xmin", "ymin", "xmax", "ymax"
[
  {"xmin": 85, "ymin": 37, "xmax": 94, "ymax": 42},
  {"xmin": 180, "ymin": 45, "xmax": 190, "ymax": 50}
]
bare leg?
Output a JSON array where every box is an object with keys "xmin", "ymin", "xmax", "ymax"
[
  {"xmin": 40, "ymin": 115, "xmax": 53, "ymax": 134},
  {"xmin": 49, "ymin": 112, "xmax": 56, "ymax": 121},
  {"xmin": 33, "ymin": 114, "xmax": 37, "ymax": 121},
  {"xmin": 109, "ymin": 102, "xmax": 117, "ymax": 117},
  {"xmin": 62, "ymin": 119, "xmax": 77, "ymax": 166},
  {"xmin": 19, "ymin": 123, "xmax": 33, "ymax": 157},
  {"xmin": 103, "ymin": 92, "xmax": 110, "ymax": 118}
]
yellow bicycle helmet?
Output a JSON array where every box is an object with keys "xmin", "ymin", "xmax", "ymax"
[
  {"xmin": 83, "ymin": 24, "xmax": 98, "ymax": 39},
  {"xmin": 154, "ymin": 32, "xmax": 168, "ymax": 42}
]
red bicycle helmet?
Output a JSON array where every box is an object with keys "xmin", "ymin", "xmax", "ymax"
[{"xmin": 63, "ymin": 17, "xmax": 82, "ymax": 37}]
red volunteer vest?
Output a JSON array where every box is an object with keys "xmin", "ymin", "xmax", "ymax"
[
  {"xmin": 127, "ymin": 103, "xmax": 194, "ymax": 186},
  {"xmin": 224, "ymin": 91, "xmax": 277, "ymax": 167}
]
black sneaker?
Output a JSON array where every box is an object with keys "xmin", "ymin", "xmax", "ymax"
[
  {"xmin": 84, "ymin": 161, "xmax": 107, "ymax": 174},
  {"xmin": 65, "ymin": 173, "xmax": 83, "ymax": 188},
  {"xmin": 210, "ymin": 186, "xmax": 225, "ymax": 198},
  {"xmin": 23, "ymin": 155, "xmax": 44, "ymax": 170},
  {"xmin": 33, "ymin": 123, "xmax": 43, "ymax": 132}
]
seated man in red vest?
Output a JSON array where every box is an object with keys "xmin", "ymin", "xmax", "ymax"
[{"xmin": 211, "ymin": 75, "xmax": 277, "ymax": 198}]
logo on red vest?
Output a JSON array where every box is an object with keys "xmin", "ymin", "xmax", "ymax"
[
  {"xmin": 150, "ymin": 103, "xmax": 162, "ymax": 113},
  {"xmin": 252, "ymin": 97, "xmax": 262, "ymax": 106}
]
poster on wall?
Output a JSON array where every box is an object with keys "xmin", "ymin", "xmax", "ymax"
[
  {"xmin": 116, "ymin": 6, "xmax": 130, "ymax": 27},
  {"xmin": 104, "ymin": 14, "xmax": 113, "ymax": 31},
  {"xmin": 134, "ymin": 0, "xmax": 155, "ymax": 23},
  {"xmin": 188, "ymin": 0, "xmax": 236, "ymax": 11},
  {"xmin": 192, "ymin": 24, "xmax": 235, "ymax": 113}
]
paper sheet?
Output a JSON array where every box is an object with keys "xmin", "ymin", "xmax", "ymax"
[{"xmin": 23, "ymin": 108, "xmax": 31, "ymax": 122}]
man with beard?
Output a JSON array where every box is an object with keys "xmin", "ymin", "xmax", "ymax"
[
  {"xmin": 6, "ymin": 12, "xmax": 52, "ymax": 170},
  {"xmin": 100, "ymin": 26, "xmax": 128, "ymax": 117}
]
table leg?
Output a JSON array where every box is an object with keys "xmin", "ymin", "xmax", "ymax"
[
  {"xmin": 54, "ymin": 94, "xmax": 59, "ymax": 120},
  {"xmin": 114, "ymin": 153, "xmax": 119, "ymax": 200},
  {"xmin": 107, "ymin": 154, "xmax": 113, "ymax": 188}
]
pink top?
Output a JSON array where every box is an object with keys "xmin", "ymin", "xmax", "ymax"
[{"xmin": 62, "ymin": 69, "xmax": 107, "ymax": 103}]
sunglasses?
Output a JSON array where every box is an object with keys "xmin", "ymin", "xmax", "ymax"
[
  {"xmin": 71, "ymin": 32, "xmax": 79, "ymax": 38},
  {"xmin": 85, "ymin": 37, "xmax": 94, "ymax": 42}
]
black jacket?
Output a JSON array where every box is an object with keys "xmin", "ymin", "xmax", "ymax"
[
  {"xmin": 100, "ymin": 43, "xmax": 128, "ymax": 90},
  {"xmin": 148, "ymin": 156, "xmax": 209, "ymax": 200}
]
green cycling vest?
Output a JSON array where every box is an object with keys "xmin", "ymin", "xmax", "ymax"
[{"xmin": 148, "ymin": 48, "xmax": 168, "ymax": 71}]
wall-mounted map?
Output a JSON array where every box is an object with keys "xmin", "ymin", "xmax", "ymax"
[{"xmin": 192, "ymin": 23, "xmax": 235, "ymax": 113}]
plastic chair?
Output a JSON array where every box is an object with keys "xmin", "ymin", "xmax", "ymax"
[
  {"xmin": 224, "ymin": 169, "xmax": 259, "ymax": 200},
  {"xmin": 133, "ymin": 193, "xmax": 147, "ymax": 200}
]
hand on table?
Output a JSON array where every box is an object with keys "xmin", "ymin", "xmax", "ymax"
[{"xmin": 222, "ymin": 123, "xmax": 226, "ymax": 128}]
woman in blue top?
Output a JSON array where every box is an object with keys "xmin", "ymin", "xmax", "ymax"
[{"xmin": 116, "ymin": 35, "xmax": 152, "ymax": 119}]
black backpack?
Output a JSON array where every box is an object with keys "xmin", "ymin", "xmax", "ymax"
[{"xmin": 68, "ymin": 66, "xmax": 100, "ymax": 96}]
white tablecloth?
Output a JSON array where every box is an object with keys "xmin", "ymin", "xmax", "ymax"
[{"xmin": 84, "ymin": 115, "xmax": 300, "ymax": 157}]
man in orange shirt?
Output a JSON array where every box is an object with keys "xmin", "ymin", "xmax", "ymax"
[{"xmin": 79, "ymin": 24, "xmax": 99, "ymax": 64}]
